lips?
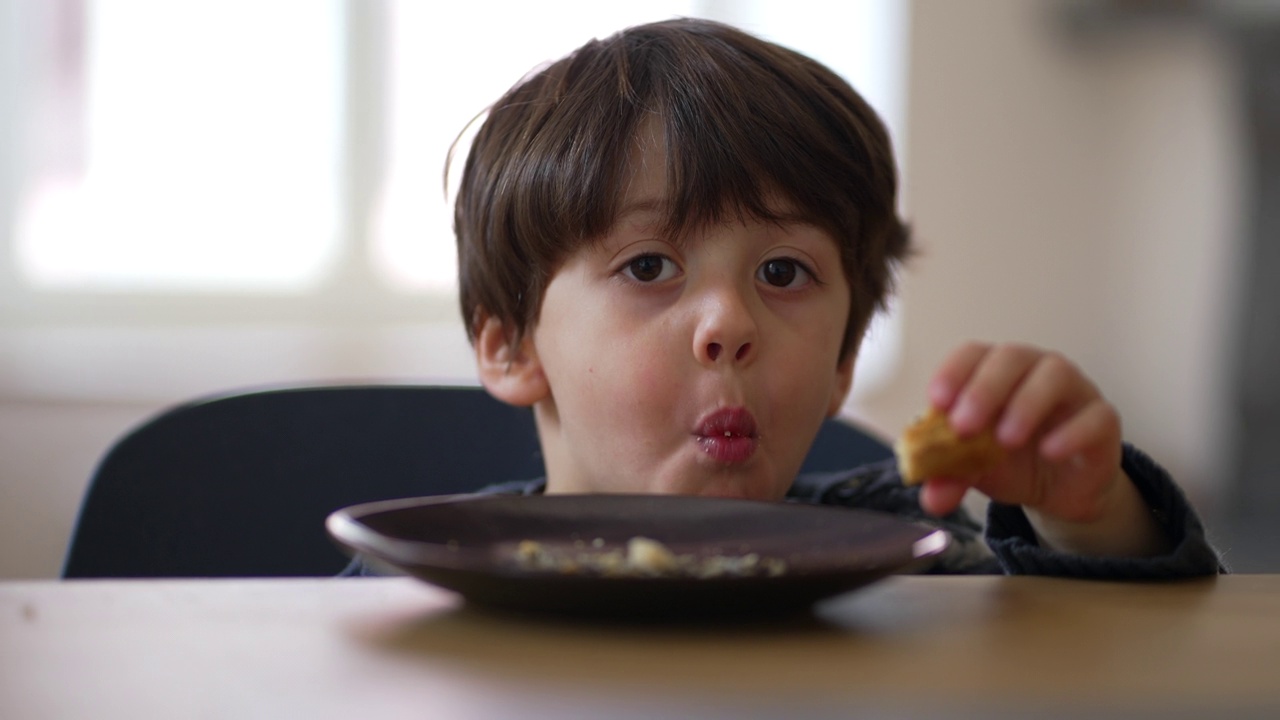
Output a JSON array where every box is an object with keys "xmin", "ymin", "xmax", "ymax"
[{"xmin": 694, "ymin": 407, "xmax": 759, "ymax": 464}]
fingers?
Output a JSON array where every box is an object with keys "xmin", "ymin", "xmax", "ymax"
[
  {"xmin": 934, "ymin": 343, "xmax": 1044, "ymax": 437},
  {"xmin": 919, "ymin": 341, "xmax": 1126, "ymax": 521},
  {"xmin": 1040, "ymin": 397, "xmax": 1122, "ymax": 462},
  {"xmin": 995, "ymin": 351, "xmax": 1098, "ymax": 447},
  {"xmin": 927, "ymin": 342, "xmax": 989, "ymax": 410},
  {"xmin": 930, "ymin": 342, "xmax": 1102, "ymax": 443}
]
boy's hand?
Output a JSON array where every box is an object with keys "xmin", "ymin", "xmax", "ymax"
[{"xmin": 917, "ymin": 342, "xmax": 1169, "ymax": 557}]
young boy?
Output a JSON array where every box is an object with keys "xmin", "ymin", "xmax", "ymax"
[{"xmin": 352, "ymin": 18, "xmax": 1219, "ymax": 577}]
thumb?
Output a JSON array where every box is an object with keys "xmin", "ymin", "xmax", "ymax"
[{"xmin": 919, "ymin": 477, "xmax": 970, "ymax": 517}]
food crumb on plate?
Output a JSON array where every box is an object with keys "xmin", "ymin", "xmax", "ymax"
[{"xmin": 512, "ymin": 537, "xmax": 788, "ymax": 578}]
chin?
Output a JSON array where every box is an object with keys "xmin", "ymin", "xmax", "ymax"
[
  {"xmin": 608, "ymin": 461, "xmax": 789, "ymax": 502},
  {"xmin": 701, "ymin": 488, "xmax": 765, "ymax": 501},
  {"xmin": 678, "ymin": 476, "xmax": 784, "ymax": 503}
]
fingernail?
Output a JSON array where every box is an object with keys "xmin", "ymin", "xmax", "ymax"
[
  {"xmin": 996, "ymin": 416, "xmax": 1022, "ymax": 445},
  {"xmin": 927, "ymin": 379, "xmax": 952, "ymax": 407},
  {"xmin": 950, "ymin": 399, "xmax": 978, "ymax": 432}
]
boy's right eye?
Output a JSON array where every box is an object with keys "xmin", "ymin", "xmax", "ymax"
[{"xmin": 621, "ymin": 254, "xmax": 677, "ymax": 283}]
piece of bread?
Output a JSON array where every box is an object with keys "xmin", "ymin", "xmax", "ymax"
[{"xmin": 894, "ymin": 407, "xmax": 1005, "ymax": 486}]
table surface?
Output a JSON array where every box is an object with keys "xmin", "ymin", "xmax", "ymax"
[{"xmin": 2, "ymin": 574, "xmax": 1278, "ymax": 719}]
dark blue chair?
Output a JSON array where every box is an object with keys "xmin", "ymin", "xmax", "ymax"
[{"xmin": 62, "ymin": 384, "xmax": 892, "ymax": 578}]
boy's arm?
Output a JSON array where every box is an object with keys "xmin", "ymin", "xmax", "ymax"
[
  {"xmin": 916, "ymin": 342, "xmax": 1224, "ymax": 574},
  {"xmin": 1022, "ymin": 467, "xmax": 1167, "ymax": 559},
  {"xmin": 984, "ymin": 444, "xmax": 1224, "ymax": 577}
]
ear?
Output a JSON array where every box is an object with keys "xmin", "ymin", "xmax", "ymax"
[
  {"xmin": 826, "ymin": 352, "xmax": 856, "ymax": 418},
  {"xmin": 474, "ymin": 314, "xmax": 549, "ymax": 407}
]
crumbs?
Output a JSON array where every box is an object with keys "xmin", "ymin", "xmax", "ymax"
[{"xmin": 512, "ymin": 536, "xmax": 788, "ymax": 578}]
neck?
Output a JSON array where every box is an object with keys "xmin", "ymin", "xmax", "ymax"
[{"xmin": 532, "ymin": 400, "xmax": 582, "ymax": 494}]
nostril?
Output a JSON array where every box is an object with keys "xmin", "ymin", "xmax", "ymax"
[
  {"xmin": 707, "ymin": 343, "xmax": 721, "ymax": 361},
  {"xmin": 735, "ymin": 342, "xmax": 751, "ymax": 361}
]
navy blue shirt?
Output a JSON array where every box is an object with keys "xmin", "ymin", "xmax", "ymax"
[{"xmin": 341, "ymin": 443, "xmax": 1223, "ymax": 578}]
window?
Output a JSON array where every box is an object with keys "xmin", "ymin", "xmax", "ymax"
[
  {"xmin": 0, "ymin": 0, "xmax": 908, "ymax": 401},
  {"xmin": 14, "ymin": 0, "xmax": 343, "ymax": 292},
  {"xmin": 4, "ymin": 0, "xmax": 699, "ymax": 304}
]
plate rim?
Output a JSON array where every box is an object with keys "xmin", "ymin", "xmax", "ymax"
[{"xmin": 327, "ymin": 492, "xmax": 951, "ymax": 583}]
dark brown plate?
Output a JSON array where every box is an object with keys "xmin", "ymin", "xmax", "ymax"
[{"xmin": 327, "ymin": 494, "xmax": 948, "ymax": 619}]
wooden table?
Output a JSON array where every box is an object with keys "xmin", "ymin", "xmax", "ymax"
[{"xmin": 2, "ymin": 575, "xmax": 1277, "ymax": 719}]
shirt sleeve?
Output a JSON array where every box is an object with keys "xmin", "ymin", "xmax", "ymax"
[{"xmin": 984, "ymin": 444, "xmax": 1225, "ymax": 578}]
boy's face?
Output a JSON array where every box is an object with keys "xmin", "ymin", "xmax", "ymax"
[{"xmin": 483, "ymin": 142, "xmax": 856, "ymax": 501}]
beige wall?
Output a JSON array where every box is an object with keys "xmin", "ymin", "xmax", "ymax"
[
  {"xmin": 0, "ymin": 0, "xmax": 1245, "ymax": 578},
  {"xmin": 854, "ymin": 1, "xmax": 1243, "ymax": 512}
]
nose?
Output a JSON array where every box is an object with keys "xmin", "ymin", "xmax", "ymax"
[{"xmin": 693, "ymin": 287, "xmax": 758, "ymax": 366}]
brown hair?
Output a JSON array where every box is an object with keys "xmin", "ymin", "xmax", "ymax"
[{"xmin": 453, "ymin": 17, "xmax": 911, "ymax": 359}]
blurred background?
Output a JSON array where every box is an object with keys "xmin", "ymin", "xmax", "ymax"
[{"xmin": 1, "ymin": 0, "xmax": 1275, "ymax": 578}]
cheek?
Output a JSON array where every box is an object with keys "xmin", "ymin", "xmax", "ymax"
[
  {"xmin": 587, "ymin": 338, "xmax": 673, "ymax": 411},
  {"xmin": 544, "ymin": 318, "xmax": 670, "ymax": 412},
  {"xmin": 571, "ymin": 301, "xmax": 680, "ymax": 400},
  {"xmin": 771, "ymin": 303, "xmax": 849, "ymax": 403},
  {"xmin": 629, "ymin": 354, "xmax": 675, "ymax": 408}
]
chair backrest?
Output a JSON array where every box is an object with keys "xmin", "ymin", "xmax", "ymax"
[{"xmin": 63, "ymin": 384, "xmax": 892, "ymax": 578}]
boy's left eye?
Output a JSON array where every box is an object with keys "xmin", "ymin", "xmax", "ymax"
[{"xmin": 757, "ymin": 258, "xmax": 812, "ymax": 288}]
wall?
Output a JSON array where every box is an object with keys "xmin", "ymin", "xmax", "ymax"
[
  {"xmin": 854, "ymin": 1, "xmax": 1243, "ymax": 516},
  {"xmin": 0, "ymin": 0, "xmax": 1246, "ymax": 578}
]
